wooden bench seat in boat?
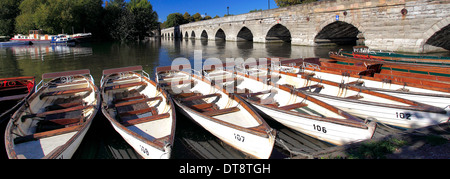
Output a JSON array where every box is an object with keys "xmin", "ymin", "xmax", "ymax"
[
  {"xmin": 180, "ymin": 93, "xmax": 221, "ymax": 102},
  {"xmin": 202, "ymin": 107, "xmax": 240, "ymax": 117},
  {"xmin": 118, "ymin": 106, "xmax": 157, "ymax": 117},
  {"xmin": 120, "ymin": 113, "xmax": 170, "ymax": 127},
  {"xmin": 103, "ymin": 81, "xmax": 147, "ymax": 91},
  {"xmin": 278, "ymin": 102, "xmax": 308, "ymax": 111},
  {"xmin": 0, "ymin": 94, "xmax": 29, "ymax": 102},
  {"xmin": 189, "ymin": 103, "xmax": 219, "ymax": 112},
  {"xmin": 23, "ymin": 105, "xmax": 94, "ymax": 119},
  {"xmin": 14, "ymin": 125, "xmax": 83, "ymax": 144},
  {"xmin": 296, "ymin": 84, "xmax": 324, "ymax": 91},
  {"xmin": 113, "ymin": 96, "xmax": 163, "ymax": 108},
  {"xmin": 107, "ymin": 76, "xmax": 140, "ymax": 84},
  {"xmin": 159, "ymin": 79, "xmax": 194, "ymax": 87},
  {"xmin": 345, "ymin": 94, "xmax": 364, "ymax": 100},
  {"xmin": 39, "ymin": 87, "xmax": 92, "ymax": 99},
  {"xmin": 45, "ymin": 97, "xmax": 84, "ymax": 111}
]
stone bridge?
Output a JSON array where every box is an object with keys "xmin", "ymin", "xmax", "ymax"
[{"xmin": 160, "ymin": 0, "xmax": 450, "ymax": 53}]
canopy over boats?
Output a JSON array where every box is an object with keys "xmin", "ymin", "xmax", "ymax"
[
  {"xmin": 5, "ymin": 69, "xmax": 100, "ymax": 159},
  {"xmin": 100, "ymin": 66, "xmax": 176, "ymax": 159}
]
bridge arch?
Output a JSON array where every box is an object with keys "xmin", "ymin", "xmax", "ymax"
[
  {"xmin": 315, "ymin": 21, "xmax": 362, "ymax": 45},
  {"xmin": 185, "ymin": 31, "xmax": 189, "ymax": 39},
  {"xmin": 422, "ymin": 16, "xmax": 450, "ymax": 52},
  {"xmin": 265, "ymin": 24, "xmax": 291, "ymax": 43},
  {"xmin": 237, "ymin": 27, "xmax": 253, "ymax": 41},
  {"xmin": 201, "ymin": 30, "xmax": 208, "ymax": 39},
  {"xmin": 191, "ymin": 31, "xmax": 196, "ymax": 39},
  {"xmin": 215, "ymin": 28, "xmax": 226, "ymax": 40}
]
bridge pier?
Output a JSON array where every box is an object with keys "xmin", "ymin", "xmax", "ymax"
[{"xmin": 161, "ymin": 0, "xmax": 450, "ymax": 53}]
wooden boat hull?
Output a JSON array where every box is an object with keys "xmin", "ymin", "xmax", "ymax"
[
  {"xmin": 175, "ymin": 100, "xmax": 275, "ymax": 159},
  {"xmin": 302, "ymin": 69, "xmax": 450, "ymax": 109},
  {"xmin": 248, "ymin": 101, "xmax": 376, "ymax": 145},
  {"xmin": 310, "ymin": 94, "xmax": 448, "ymax": 129},
  {"xmin": 101, "ymin": 66, "xmax": 176, "ymax": 159},
  {"xmin": 231, "ymin": 70, "xmax": 375, "ymax": 146},
  {"xmin": 156, "ymin": 66, "xmax": 275, "ymax": 159},
  {"xmin": 273, "ymin": 70, "xmax": 449, "ymax": 129},
  {"xmin": 0, "ymin": 76, "xmax": 35, "ymax": 124},
  {"xmin": 5, "ymin": 70, "xmax": 99, "ymax": 159}
]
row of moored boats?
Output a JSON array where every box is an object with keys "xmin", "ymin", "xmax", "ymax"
[{"xmin": 1, "ymin": 49, "xmax": 449, "ymax": 159}]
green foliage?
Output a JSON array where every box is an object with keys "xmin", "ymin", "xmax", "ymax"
[
  {"xmin": 7, "ymin": 0, "xmax": 158, "ymax": 41},
  {"xmin": 166, "ymin": 13, "xmax": 185, "ymax": 28},
  {"xmin": 347, "ymin": 138, "xmax": 408, "ymax": 159},
  {"xmin": 274, "ymin": 0, "xmax": 318, "ymax": 7},
  {"xmin": 0, "ymin": 0, "xmax": 23, "ymax": 36}
]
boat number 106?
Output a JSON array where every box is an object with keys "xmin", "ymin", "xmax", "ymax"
[{"xmin": 313, "ymin": 124, "xmax": 327, "ymax": 133}]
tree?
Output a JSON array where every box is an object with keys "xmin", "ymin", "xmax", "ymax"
[
  {"xmin": 183, "ymin": 12, "xmax": 192, "ymax": 23},
  {"xmin": 165, "ymin": 13, "xmax": 184, "ymax": 28},
  {"xmin": 274, "ymin": 0, "xmax": 317, "ymax": 7},
  {"xmin": 0, "ymin": 0, "xmax": 23, "ymax": 36},
  {"xmin": 192, "ymin": 13, "xmax": 202, "ymax": 22}
]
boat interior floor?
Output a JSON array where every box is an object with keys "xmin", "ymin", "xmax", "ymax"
[{"xmin": 111, "ymin": 90, "xmax": 168, "ymax": 127}]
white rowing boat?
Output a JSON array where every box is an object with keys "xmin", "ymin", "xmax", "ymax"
[
  {"xmin": 5, "ymin": 69, "xmax": 100, "ymax": 159},
  {"xmin": 100, "ymin": 66, "xmax": 176, "ymax": 159},
  {"xmin": 156, "ymin": 65, "xmax": 276, "ymax": 159},
  {"xmin": 204, "ymin": 63, "xmax": 376, "ymax": 146},
  {"xmin": 270, "ymin": 67, "xmax": 449, "ymax": 129}
]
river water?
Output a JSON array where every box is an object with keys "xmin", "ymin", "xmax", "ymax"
[{"xmin": 0, "ymin": 39, "xmax": 447, "ymax": 159}]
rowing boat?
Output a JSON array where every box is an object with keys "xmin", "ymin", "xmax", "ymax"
[
  {"xmin": 5, "ymin": 69, "xmax": 100, "ymax": 159},
  {"xmin": 100, "ymin": 66, "xmax": 176, "ymax": 159},
  {"xmin": 341, "ymin": 46, "xmax": 450, "ymax": 66},
  {"xmin": 0, "ymin": 76, "xmax": 35, "ymax": 123},
  {"xmin": 269, "ymin": 67, "xmax": 449, "ymax": 129},
  {"xmin": 206, "ymin": 63, "xmax": 376, "ymax": 146},
  {"xmin": 156, "ymin": 65, "xmax": 276, "ymax": 159}
]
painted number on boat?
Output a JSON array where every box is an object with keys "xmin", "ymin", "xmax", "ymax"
[
  {"xmin": 313, "ymin": 124, "xmax": 327, "ymax": 133},
  {"xmin": 139, "ymin": 145, "xmax": 149, "ymax": 156},
  {"xmin": 396, "ymin": 112, "xmax": 411, "ymax": 120},
  {"xmin": 234, "ymin": 133, "xmax": 245, "ymax": 142}
]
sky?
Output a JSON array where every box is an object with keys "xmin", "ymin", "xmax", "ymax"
[{"xmin": 149, "ymin": 0, "xmax": 279, "ymax": 22}]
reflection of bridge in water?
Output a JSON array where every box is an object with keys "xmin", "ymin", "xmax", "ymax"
[{"xmin": 162, "ymin": 0, "xmax": 450, "ymax": 53}]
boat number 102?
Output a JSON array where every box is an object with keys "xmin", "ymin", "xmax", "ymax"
[{"xmin": 396, "ymin": 112, "xmax": 411, "ymax": 120}]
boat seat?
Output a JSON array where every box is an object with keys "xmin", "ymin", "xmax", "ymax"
[
  {"xmin": 22, "ymin": 105, "xmax": 94, "ymax": 120},
  {"xmin": 189, "ymin": 103, "xmax": 219, "ymax": 112},
  {"xmin": 45, "ymin": 97, "xmax": 84, "ymax": 111},
  {"xmin": 345, "ymin": 94, "xmax": 364, "ymax": 100},
  {"xmin": 39, "ymin": 87, "xmax": 92, "ymax": 99},
  {"xmin": 36, "ymin": 110, "xmax": 83, "ymax": 133},
  {"xmin": 159, "ymin": 79, "xmax": 194, "ymax": 87},
  {"xmin": 296, "ymin": 84, "xmax": 324, "ymax": 91},
  {"xmin": 118, "ymin": 106, "xmax": 157, "ymax": 117},
  {"xmin": 14, "ymin": 125, "xmax": 83, "ymax": 144},
  {"xmin": 120, "ymin": 113, "xmax": 170, "ymax": 127},
  {"xmin": 113, "ymin": 96, "xmax": 163, "ymax": 108},
  {"xmin": 278, "ymin": 102, "xmax": 308, "ymax": 111},
  {"xmin": 107, "ymin": 76, "xmax": 139, "ymax": 83},
  {"xmin": 180, "ymin": 93, "xmax": 221, "ymax": 102},
  {"xmin": 103, "ymin": 81, "xmax": 147, "ymax": 91},
  {"xmin": 202, "ymin": 107, "xmax": 240, "ymax": 117}
]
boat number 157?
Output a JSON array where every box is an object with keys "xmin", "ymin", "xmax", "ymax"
[{"xmin": 234, "ymin": 133, "xmax": 245, "ymax": 142}]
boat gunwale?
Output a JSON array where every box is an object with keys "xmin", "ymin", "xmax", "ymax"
[
  {"xmin": 231, "ymin": 69, "xmax": 370, "ymax": 129},
  {"xmin": 158, "ymin": 69, "xmax": 274, "ymax": 138},
  {"xmin": 302, "ymin": 66, "xmax": 450, "ymax": 93},
  {"xmin": 5, "ymin": 75, "xmax": 100, "ymax": 159},
  {"xmin": 100, "ymin": 70, "xmax": 177, "ymax": 152}
]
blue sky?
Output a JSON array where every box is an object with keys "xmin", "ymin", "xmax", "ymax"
[{"xmin": 149, "ymin": 0, "xmax": 279, "ymax": 22}]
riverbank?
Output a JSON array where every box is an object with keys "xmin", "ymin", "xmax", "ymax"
[{"xmin": 294, "ymin": 122, "xmax": 450, "ymax": 159}]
